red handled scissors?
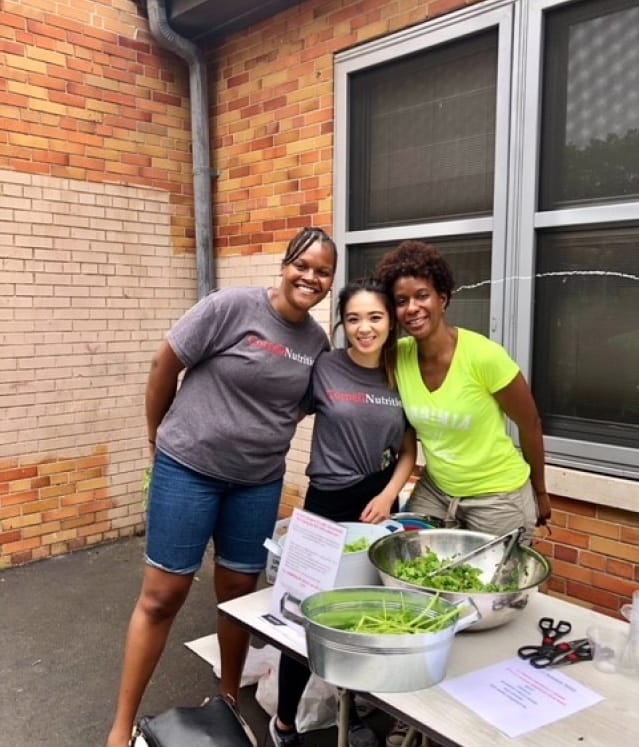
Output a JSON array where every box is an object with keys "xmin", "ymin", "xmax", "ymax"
[{"xmin": 518, "ymin": 617, "xmax": 573, "ymax": 666}]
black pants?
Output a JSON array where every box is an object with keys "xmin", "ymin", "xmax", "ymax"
[{"xmin": 277, "ymin": 464, "xmax": 398, "ymax": 726}]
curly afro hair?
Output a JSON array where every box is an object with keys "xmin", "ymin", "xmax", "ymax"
[{"xmin": 375, "ymin": 240, "xmax": 455, "ymax": 308}]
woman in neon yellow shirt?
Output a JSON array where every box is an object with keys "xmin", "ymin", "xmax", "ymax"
[{"xmin": 376, "ymin": 240, "xmax": 551, "ymax": 536}]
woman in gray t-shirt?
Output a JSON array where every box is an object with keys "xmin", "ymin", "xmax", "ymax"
[
  {"xmin": 106, "ymin": 228, "xmax": 337, "ymax": 747},
  {"xmin": 270, "ymin": 278, "xmax": 416, "ymax": 747}
]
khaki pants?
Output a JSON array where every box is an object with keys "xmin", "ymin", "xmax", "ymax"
[{"xmin": 407, "ymin": 472, "xmax": 538, "ymax": 543}]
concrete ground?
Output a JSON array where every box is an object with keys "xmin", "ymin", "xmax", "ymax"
[{"xmin": 0, "ymin": 537, "xmax": 392, "ymax": 747}]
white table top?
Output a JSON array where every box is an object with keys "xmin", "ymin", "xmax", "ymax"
[{"xmin": 218, "ymin": 587, "xmax": 639, "ymax": 747}]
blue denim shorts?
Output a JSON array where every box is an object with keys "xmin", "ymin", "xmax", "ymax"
[{"xmin": 145, "ymin": 450, "xmax": 283, "ymax": 575}]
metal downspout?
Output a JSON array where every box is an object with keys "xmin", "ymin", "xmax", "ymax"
[{"xmin": 146, "ymin": 0, "xmax": 215, "ymax": 297}]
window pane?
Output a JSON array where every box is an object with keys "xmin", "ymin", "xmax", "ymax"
[
  {"xmin": 348, "ymin": 236, "xmax": 491, "ymax": 335},
  {"xmin": 349, "ymin": 29, "xmax": 497, "ymax": 229},
  {"xmin": 540, "ymin": 0, "xmax": 639, "ymax": 209},
  {"xmin": 532, "ymin": 227, "xmax": 639, "ymax": 448}
]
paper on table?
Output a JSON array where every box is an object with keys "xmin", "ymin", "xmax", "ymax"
[
  {"xmin": 439, "ymin": 657, "xmax": 604, "ymax": 738},
  {"xmin": 270, "ymin": 508, "xmax": 347, "ymax": 628}
]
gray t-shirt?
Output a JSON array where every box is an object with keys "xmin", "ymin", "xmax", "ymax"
[
  {"xmin": 157, "ymin": 287, "xmax": 329, "ymax": 484},
  {"xmin": 305, "ymin": 349, "xmax": 407, "ymax": 489}
]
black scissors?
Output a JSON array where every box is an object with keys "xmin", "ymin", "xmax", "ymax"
[
  {"xmin": 538, "ymin": 617, "xmax": 572, "ymax": 645},
  {"xmin": 518, "ymin": 617, "xmax": 572, "ymax": 664},
  {"xmin": 521, "ymin": 638, "xmax": 593, "ymax": 668}
]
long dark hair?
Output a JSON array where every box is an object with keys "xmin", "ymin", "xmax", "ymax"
[{"xmin": 332, "ymin": 278, "xmax": 397, "ymax": 388}]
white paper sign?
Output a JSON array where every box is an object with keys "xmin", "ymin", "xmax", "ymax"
[
  {"xmin": 270, "ymin": 508, "xmax": 347, "ymax": 628},
  {"xmin": 439, "ymin": 657, "xmax": 604, "ymax": 738}
]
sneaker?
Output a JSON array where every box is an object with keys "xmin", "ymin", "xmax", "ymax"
[
  {"xmin": 348, "ymin": 721, "xmax": 378, "ymax": 747},
  {"xmin": 268, "ymin": 716, "xmax": 303, "ymax": 747}
]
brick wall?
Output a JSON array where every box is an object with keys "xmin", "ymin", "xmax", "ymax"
[
  {"xmin": 1, "ymin": 170, "xmax": 197, "ymax": 568},
  {"xmin": 212, "ymin": 0, "xmax": 468, "ymax": 257},
  {"xmin": 0, "ymin": 0, "xmax": 198, "ymax": 567},
  {"xmin": 537, "ymin": 498, "xmax": 639, "ymax": 618}
]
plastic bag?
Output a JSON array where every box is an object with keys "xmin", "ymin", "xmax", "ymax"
[
  {"xmin": 254, "ymin": 647, "xmax": 339, "ymax": 733},
  {"xmin": 197, "ymin": 637, "xmax": 277, "ymax": 688},
  {"xmin": 297, "ymin": 674, "xmax": 339, "ymax": 733}
]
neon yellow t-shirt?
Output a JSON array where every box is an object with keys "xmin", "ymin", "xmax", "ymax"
[{"xmin": 396, "ymin": 329, "xmax": 530, "ymax": 496}]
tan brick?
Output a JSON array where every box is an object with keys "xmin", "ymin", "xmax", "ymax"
[
  {"xmin": 41, "ymin": 528, "xmax": 78, "ymax": 546},
  {"xmin": 568, "ymin": 514, "xmax": 622, "ymax": 540},
  {"xmin": 22, "ymin": 498, "xmax": 61, "ymax": 515},
  {"xmin": 23, "ymin": 521, "xmax": 62, "ymax": 539},
  {"xmin": 591, "ymin": 537, "xmax": 639, "ymax": 564},
  {"xmin": 580, "ymin": 551, "xmax": 607, "ymax": 571}
]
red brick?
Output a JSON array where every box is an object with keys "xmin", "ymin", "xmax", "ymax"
[
  {"xmin": 591, "ymin": 571, "xmax": 638, "ymax": 599},
  {"xmin": 0, "ymin": 530, "xmax": 21, "ymax": 545},
  {"xmin": 566, "ymin": 581, "xmax": 619, "ymax": 611},
  {"xmin": 430, "ymin": 0, "xmax": 468, "ymax": 18},
  {"xmin": 543, "ymin": 526, "xmax": 590, "ymax": 549},
  {"xmin": 545, "ymin": 576, "xmax": 566, "ymax": 595},
  {"xmin": 3, "ymin": 537, "xmax": 41, "ymax": 555},
  {"xmin": 1, "ymin": 490, "xmax": 39, "ymax": 507},
  {"xmin": 551, "ymin": 558, "xmax": 593, "ymax": 585},
  {"xmin": 11, "ymin": 550, "xmax": 34, "ymax": 566},
  {"xmin": 606, "ymin": 557, "xmax": 635, "ymax": 579},
  {"xmin": 553, "ymin": 544, "xmax": 578, "ymax": 563},
  {"xmin": 0, "ymin": 467, "xmax": 38, "ymax": 483},
  {"xmin": 620, "ymin": 525, "xmax": 639, "ymax": 544}
]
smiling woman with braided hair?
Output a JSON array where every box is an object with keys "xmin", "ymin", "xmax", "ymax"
[{"xmin": 106, "ymin": 227, "xmax": 337, "ymax": 747}]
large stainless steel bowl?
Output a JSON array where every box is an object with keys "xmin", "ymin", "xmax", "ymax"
[
  {"xmin": 368, "ymin": 529, "xmax": 552, "ymax": 631},
  {"xmin": 280, "ymin": 586, "xmax": 479, "ymax": 691}
]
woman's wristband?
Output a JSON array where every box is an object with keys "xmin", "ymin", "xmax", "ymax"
[{"xmin": 148, "ymin": 438, "xmax": 156, "ymax": 445}]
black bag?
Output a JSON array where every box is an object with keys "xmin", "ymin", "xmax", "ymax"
[{"xmin": 133, "ymin": 696, "xmax": 257, "ymax": 747}]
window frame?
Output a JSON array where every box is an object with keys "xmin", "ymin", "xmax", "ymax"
[
  {"xmin": 516, "ymin": 0, "xmax": 639, "ymax": 477},
  {"xmin": 334, "ymin": 0, "xmax": 639, "ymax": 480},
  {"xmin": 334, "ymin": 0, "xmax": 515, "ymax": 341}
]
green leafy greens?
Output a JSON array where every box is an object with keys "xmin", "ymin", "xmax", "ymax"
[
  {"xmin": 394, "ymin": 551, "xmax": 518, "ymax": 592},
  {"xmin": 315, "ymin": 594, "xmax": 460, "ymax": 634},
  {"xmin": 343, "ymin": 537, "xmax": 371, "ymax": 554}
]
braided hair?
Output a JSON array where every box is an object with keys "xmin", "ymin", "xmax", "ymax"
[{"xmin": 282, "ymin": 227, "xmax": 337, "ymax": 268}]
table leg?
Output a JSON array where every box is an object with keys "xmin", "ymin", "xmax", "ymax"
[
  {"xmin": 338, "ymin": 689, "xmax": 350, "ymax": 747},
  {"xmin": 399, "ymin": 727, "xmax": 419, "ymax": 747}
]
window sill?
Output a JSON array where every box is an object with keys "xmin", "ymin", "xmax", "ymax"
[{"xmin": 547, "ymin": 465, "xmax": 639, "ymax": 515}]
